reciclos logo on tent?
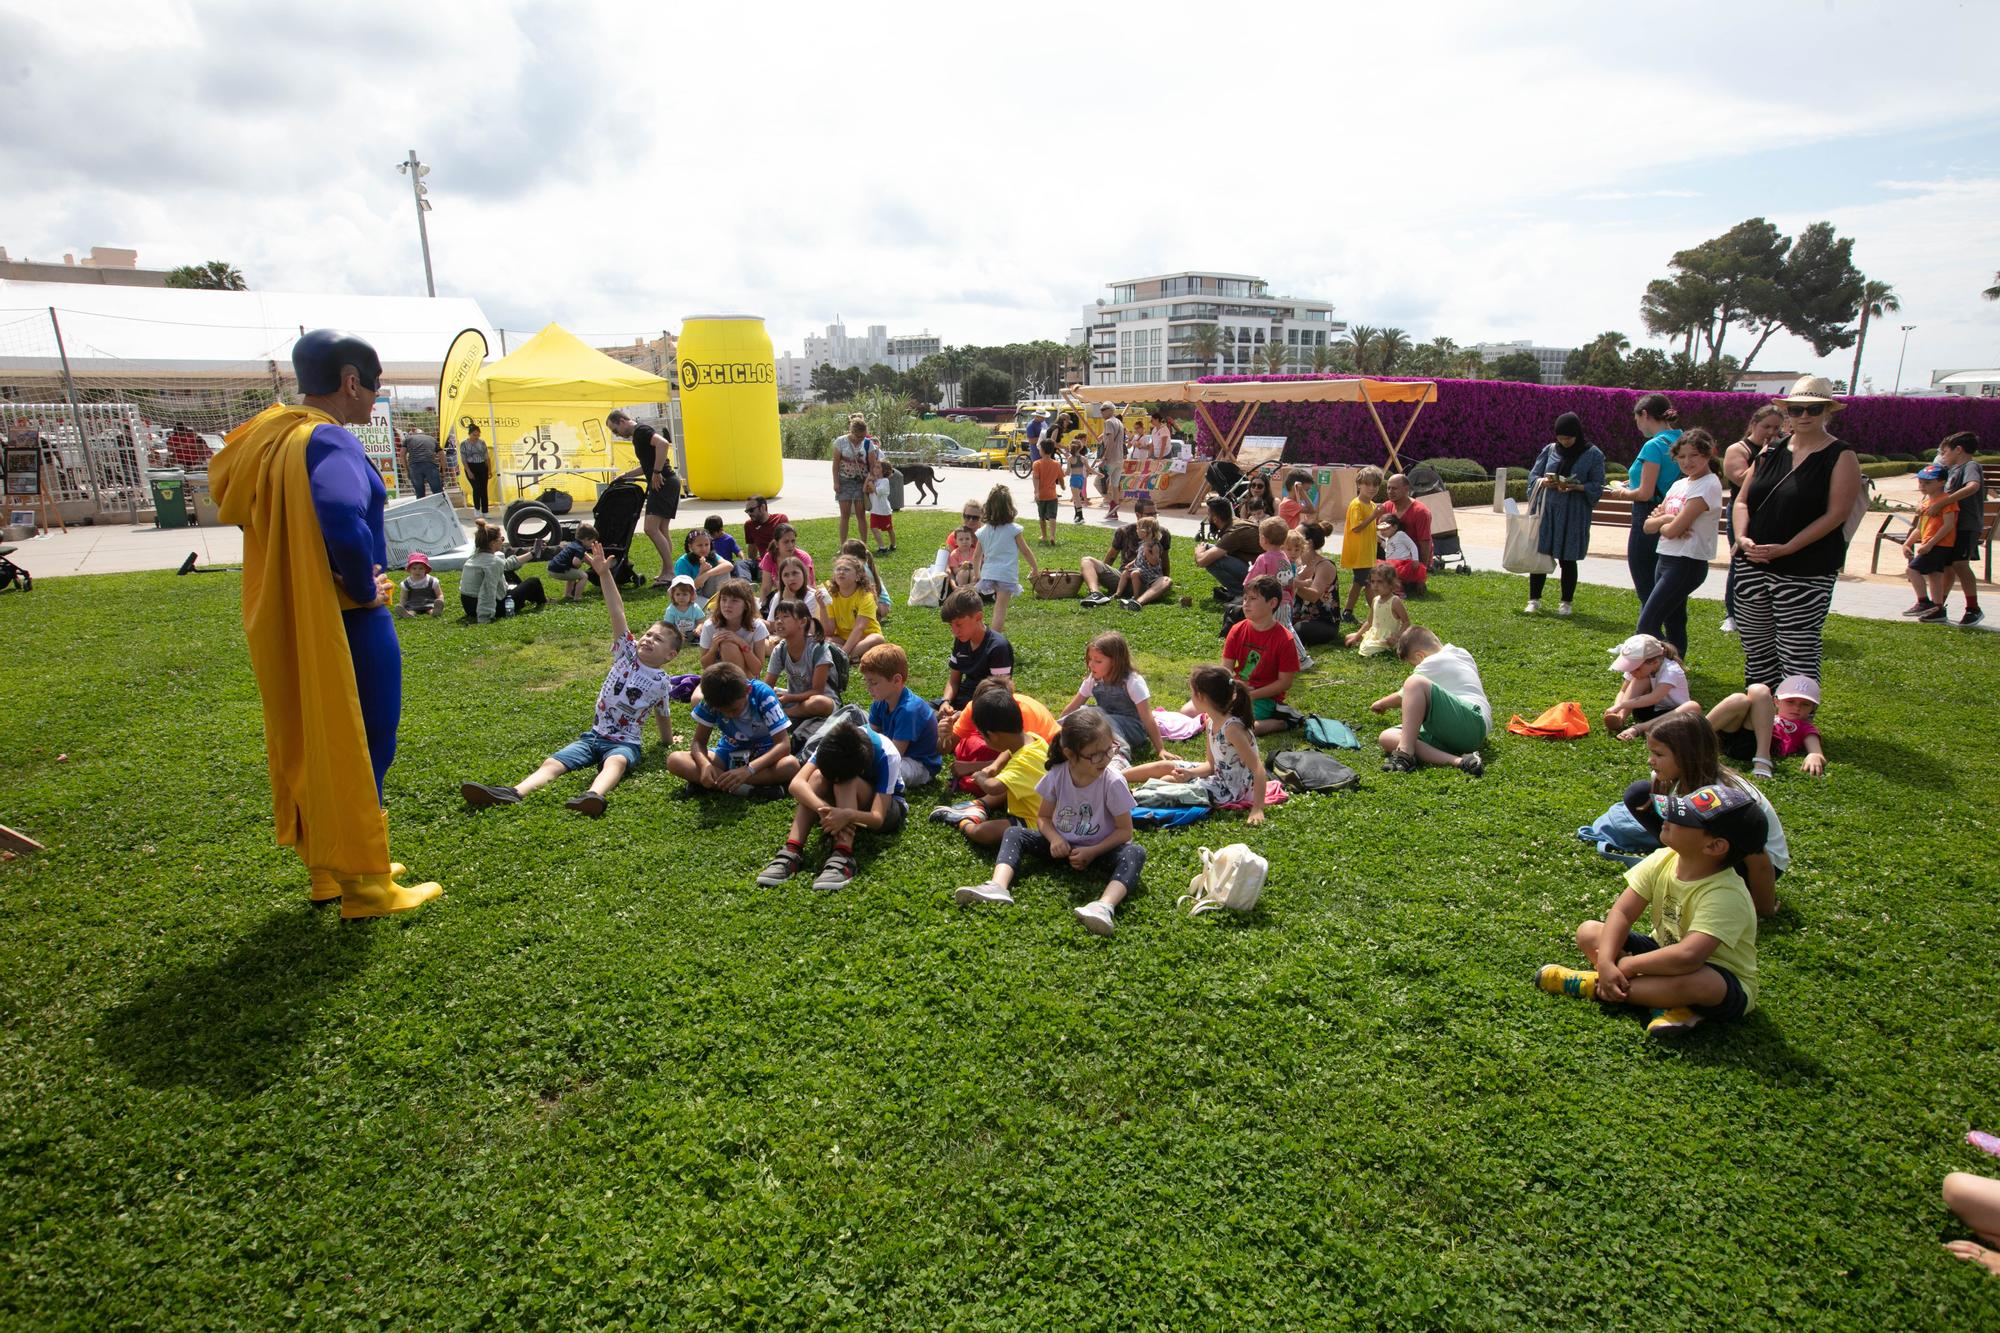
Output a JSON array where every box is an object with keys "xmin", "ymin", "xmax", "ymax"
[{"xmin": 680, "ymin": 359, "xmax": 774, "ymax": 390}]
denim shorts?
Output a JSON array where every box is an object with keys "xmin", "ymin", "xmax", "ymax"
[
  {"xmin": 713, "ymin": 737, "xmax": 778, "ymax": 770},
  {"xmin": 1623, "ymin": 932, "xmax": 1747, "ymax": 1021},
  {"xmin": 552, "ymin": 729, "xmax": 642, "ymax": 773}
]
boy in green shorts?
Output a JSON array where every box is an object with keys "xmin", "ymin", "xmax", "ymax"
[
  {"xmin": 1535, "ymin": 781, "xmax": 1766, "ymax": 1037},
  {"xmin": 1371, "ymin": 624, "xmax": 1488, "ymax": 776},
  {"xmin": 1218, "ymin": 574, "xmax": 1300, "ymax": 736}
]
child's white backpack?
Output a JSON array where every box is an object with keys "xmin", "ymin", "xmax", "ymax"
[
  {"xmin": 1178, "ymin": 843, "xmax": 1268, "ymax": 916},
  {"xmin": 909, "ymin": 565, "xmax": 946, "ymax": 609}
]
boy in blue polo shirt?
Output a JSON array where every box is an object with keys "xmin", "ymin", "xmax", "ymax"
[
  {"xmin": 665, "ymin": 662, "xmax": 799, "ymax": 797},
  {"xmin": 1535, "ymin": 782, "xmax": 1766, "ymax": 1038},
  {"xmin": 756, "ymin": 714, "xmax": 909, "ymax": 891},
  {"xmin": 860, "ymin": 642, "xmax": 941, "ymax": 788}
]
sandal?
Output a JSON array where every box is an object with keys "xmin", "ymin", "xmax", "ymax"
[
  {"xmin": 812, "ymin": 849, "xmax": 857, "ymax": 892},
  {"xmin": 755, "ymin": 846, "xmax": 806, "ymax": 887},
  {"xmin": 1458, "ymin": 752, "xmax": 1485, "ymax": 778},
  {"xmin": 1381, "ymin": 750, "xmax": 1419, "ymax": 774}
]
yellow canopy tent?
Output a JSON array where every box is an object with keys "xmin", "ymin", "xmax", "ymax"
[{"xmin": 454, "ymin": 323, "xmax": 673, "ymax": 503}]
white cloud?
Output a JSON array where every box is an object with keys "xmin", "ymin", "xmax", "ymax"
[{"xmin": 4, "ymin": 0, "xmax": 1997, "ymax": 382}]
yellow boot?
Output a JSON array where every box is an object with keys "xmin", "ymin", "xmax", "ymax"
[
  {"xmin": 339, "ymin": 810, "xmax": 441, "ymax": 920},
  {"xmin": 310, "ymin": 862, "xmax": 405, "ymax": 903}
]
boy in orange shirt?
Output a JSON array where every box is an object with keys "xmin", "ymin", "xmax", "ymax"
[
  {"xmin": 1905, "ymin": 463, "xmax": 1960, "ymax": 622},
  {"xmin": 1031, "ymin": 441, "xmax": 1065, "ymax": 544}
]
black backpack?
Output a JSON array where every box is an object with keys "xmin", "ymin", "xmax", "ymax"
[{"xmin": 1270, "ymin": 750, "xmax": 1359, "ymax": 793}]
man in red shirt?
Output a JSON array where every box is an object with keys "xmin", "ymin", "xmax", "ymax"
[
  {"xmin": 1381, "ymin": 474, "xmax": 1433, "ymax": 567},
  {"xmin": 742, "ymin": 495, "xmax": 788, "ymax": 581},
  {"xmin": 1221, "ymin": 574, "xmax": 1299, "ymax": 735}
]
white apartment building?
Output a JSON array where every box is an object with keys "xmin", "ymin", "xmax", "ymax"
[
  {"xmin": 1473, "ymin": 340, "xmax": 1575, "ymax": 387},
  {"xmin": 887, "ymin": 333, "xmax": 942, "ymax": 373},
  {"xmin": 802, "ymin": 320, "xmax": 888, "ymax": 372},
  {"xmin": 775, "ymin": 321, "xmax": 948, "ymax": 398},
  {"xmin": 1078, "ymin": 271, "xmax": 1344, "ymax": 385}
]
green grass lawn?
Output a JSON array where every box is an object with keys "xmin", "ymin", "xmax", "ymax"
[{"xmin": 5, "ymin": 510, "xmax": 1999, "ymax": 1329}]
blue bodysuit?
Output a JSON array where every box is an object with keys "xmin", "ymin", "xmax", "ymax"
[{"xmin": 306, "ymin": 424, "xmax": 400, "ymax": 801}]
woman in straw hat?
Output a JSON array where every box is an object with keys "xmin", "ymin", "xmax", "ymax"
[{"xmin": 1730, "ymin": 376, "xmax": 1864, "ymax": 689}]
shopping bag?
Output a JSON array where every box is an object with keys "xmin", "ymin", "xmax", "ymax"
[{"xmin": 1502, "ymin": 493, "xmax": 1556, "ymax": 576}]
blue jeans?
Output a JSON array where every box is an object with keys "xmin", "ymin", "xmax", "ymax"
[
  {"xmin": 408, "ymin": 460, "xmax": 444, "ymax": 498},
  {"xmin": 1627, "ymin": 504, "xmax": 1660, "ymax": 602},
  {"xmin": 1636, "ymin": 553, "xmax": 1709, "ymax": 657},
  {"xmin": 1205, "ymin": 554, "xmax": 1250, "ymax": 599}
]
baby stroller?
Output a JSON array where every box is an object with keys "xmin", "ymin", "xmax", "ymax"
[
  {"xmin": 0, "ymin": 544, "xmax": 30, "ymax": 593},
  {"xmin": 1404, "ymin": 464, "xmax": 1470, "ymax": 576},
  {"xmin": 501, "ymin": 478, "xmax": 646, "ymax": 589}
]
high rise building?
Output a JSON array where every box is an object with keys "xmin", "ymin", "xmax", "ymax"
[
  {"xmin": 1076, "ymin": 271, "xmax": 1343, "ymax": 385},
  {"xmin": 1472, "ymin": 340, "xmax": 1575, "ymax": 387}
]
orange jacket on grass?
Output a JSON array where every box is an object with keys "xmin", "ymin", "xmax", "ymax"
[{"xmin": 211, "ymin": 404, "xmax": 389, "ymax": 877}]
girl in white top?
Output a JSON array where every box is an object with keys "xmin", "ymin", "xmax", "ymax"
[
  {"xmin": 1604, "ymin": 632, "xmax": 1691, "ymax": 741},
  {"xmin": 973, "ymin": 483, "xmax": 1040, "ymax": 633},
  {"xmin": 1124, "ymin": 665, "xmax": 1269, "ymax": 823},
  {"xmin": 763, "ymin": 555, "xmax": 832, "ymax": 641},
  {"xmin": 1056, "ymin": 630, "xmax": 1167, "ymax": 759},
  {"xmin": 698, "ymin": 578, "xmax": 770, "ymax": 677},
  {"xmin": 1639, "ymin": 428, "xmax": 1725, "ymax": 658}
]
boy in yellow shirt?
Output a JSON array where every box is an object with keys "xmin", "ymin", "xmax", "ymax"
[
  {"xmin": 1340, "ymin": 465, "xmax": 1382, "ymax": 624},
  {"xmin": 930, "ymin": 687, "xmax": 1048, "ymax": 849},
  {"xmin": 1536, "ymin": 782, "xmax": 1766, "ymax": 1037}
]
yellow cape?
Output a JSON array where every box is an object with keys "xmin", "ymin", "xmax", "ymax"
[{"xmin": 211, "ymin": 404, "xmax": 389, "ymax": 876}]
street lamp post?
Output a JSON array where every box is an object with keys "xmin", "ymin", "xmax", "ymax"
[
  {"xmin": 1893, "ymin": 324, "xmax": 1916, "ymax": 395},
  {"xmin": 396, "ymin": 149, "xmax": 435, "ymax": 297}
]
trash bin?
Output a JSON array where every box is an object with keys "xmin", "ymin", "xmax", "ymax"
[
  {"xmin": 149, "ymin": 470, "xmax": 190, "ymax": 529},
  {"xmin": 888, "ymin": 471, "xmax": 906, "ymax": 512}
]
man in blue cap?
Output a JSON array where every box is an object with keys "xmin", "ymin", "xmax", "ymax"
[{"xmin": 210, "ymin": 329, "xmax": 442, "ymax": 918}]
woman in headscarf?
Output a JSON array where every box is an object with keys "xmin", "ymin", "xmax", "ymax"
[{"xmin": 1521, "ymin": 411, "xmax": 1605, "ymax": 616}]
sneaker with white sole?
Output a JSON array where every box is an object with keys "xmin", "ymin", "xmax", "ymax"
[
  {"xmin": 1074, "ymin": 901, "xmax": 1117, "ymax": 936},
  {"xmin": 954, "ymin": 881, "xmax": 1014, "ymax": 906},
  {"xmin": 1964, "ymin": 607, "xmax": 1987, "ymax": 627},
  {"xmin": 1556, "ymin": 602, "xmax": 1573, "ymax": 617},
  {"xmin": 1646, "ymin": 1006, "xmax": 1703, "ymax": 1037},
  {"xmin": 1720, "ymin": 616, "xmax": 1737, "ymax": 634},
  {"xmin": 1523, "ymin": 599, "xmax": 1540, "ymax": 615},
  {"xmin": 812, "ymin": 850, "xmax": 857, "ymax": 892}
]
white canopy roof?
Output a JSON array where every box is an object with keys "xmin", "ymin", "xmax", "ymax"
[{"xmin": 0, "ymin": 280, "xmax": 496, "ymax": 386}]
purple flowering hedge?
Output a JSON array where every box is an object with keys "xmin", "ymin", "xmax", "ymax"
[{"xmin": 1185, "ymin": 374, "xmax": 2000, "ymax": 471}]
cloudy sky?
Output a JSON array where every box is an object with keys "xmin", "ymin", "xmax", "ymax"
[{"xmin": 7, "ymin": 0, "xmax": 1999, "ymax": 389}]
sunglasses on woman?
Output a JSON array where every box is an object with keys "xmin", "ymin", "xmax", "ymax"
[{"xmin": 1783, "ymin": 404, "xmax": 1827, "ymax": 418}]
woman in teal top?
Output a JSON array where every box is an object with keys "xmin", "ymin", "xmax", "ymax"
[{"xmin": 1604, "ymin": 392, "xmax": 1683, "ymax": 600}]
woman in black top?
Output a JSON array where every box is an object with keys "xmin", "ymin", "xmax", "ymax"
[
  {"xmin": 1720, "ymin": 405, "xmax": 1784, "ymax": 632},
  {"xmin": 1731, "ymin": 378, "xmax": 1863, "ymax": 688}
]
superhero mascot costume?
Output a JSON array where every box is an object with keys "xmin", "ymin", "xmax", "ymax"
[{"xmin": 211, "ymin": 330, "xmax": 441, "ymax": 918}]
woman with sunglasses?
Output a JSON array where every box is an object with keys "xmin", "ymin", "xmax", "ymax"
[
  {"xmin": 1732, "ymin": 377, "xmax": 1863, "ymax": 689},
  {"xmin": 1603, "ymin": 393, "xmax": 1683, "ymax": 601}
]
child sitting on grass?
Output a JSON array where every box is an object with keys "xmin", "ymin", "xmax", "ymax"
[
  {"xmin": 460, "ymin": 542, "xmax": 676, "ymax": 817},
  {"xmin": 1379, "ymin": 511, "xmax": 1425, "ymax": 594},
  {"xmin": 1112, "ymin": 517, "xmax": 1168, "ymax": 610},
  {"xmin": 1373, "ymin": 625, "xmax": 1489, "ymax": 776},
  {"xmin": 1346, "ymin": 562, "xmax": 1408, "ymax": 656},
  {"xmin": 1706, "ymin": 674, "xmax": 1826, "ymax": 780},
  {"xmin": 1904, "ymin": 463, "xmax": 1959, "ymax": 622},
  {"xmin": 936, "ymin": 586, "xmax": 1013, "ymax": 718},
  {"xmin": 761, "ymin": 555, "xmax": 831, "ymax": 640},
  {"xmin": 824, "ymin": 554, "xmax": 887, "ymax": 660},
  {"xmin": 664, "ymin": 661, "xmax": 799, "ymax": 797},
  {"xmin": 954, "ymin": 709, "xmax": 1144, "ymax": 938},
  {"xmin": 1208, "ymin": 574, "xmax": 1298, "ymax": 735},
  {"xmin": 861, "ymin": 643, "xmax": 941, "ymax": 788},
  {"xmin": 1125, "ymin": 664, "xmax": 1268, "ymax": 824},
  {"xmin": 933, "ymin": 685, "xmax": 1050, "ymax": 848},
  {"xmin": 704, "ymin": 513, "xmax": 755, "ymax": 581},
  {"xmin": 838, "ymin": 538, "xmax": 892, "ymax": 623},
  {"xmin": 1057, "ymin": 630, "xmax": 1165, "ymax": 759},
  {"xmin": 397, "ymin": 552, "xmax": 441, "ymax": 616},
  {"xmin": 755, "ymin": 714, "xmax": 908, "ymax": 892},
  {"xmin": 758, "ymin": 523, "xmax": 815, "ymax": 585},
  {"xmin": 1603, "ymin": 633, "xmax": 1690, "ymax": 741},
  {"xmin": 947, "ymin": 677, "xmax": 1058, "ymax": 791},
  {"xmin": 1536, "ymin": 780, "xmax": 1766, "ymax": 1038},
  {"xmin": 545, "ymin": 523, "xmax": 599, "ymax": 602},
  {"xmin": 764, "ymin": 597, "xmax": 838, "ymax": 725},
  {"xmin": 660, "ymin": 573, "xmax": 707, "ymax": 639},
  {"xmin": 675, "ymin": 527, "xmax": 732, "ymax": 599},
  {"xmin": 1621, "ymin": 711, "xmax": 1788, "ymax": 917},
  {"xmin": 699, "ymin": 578, "xmax": 770, "ymax": 676},
  {"xmin": 974, "ymin": 484, "xmax": 1040, "ymax": 634}
]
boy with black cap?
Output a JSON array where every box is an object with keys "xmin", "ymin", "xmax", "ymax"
[{"xmin": 1536, "ymin": 782, "xmax": 1766, "ymax": 1037}]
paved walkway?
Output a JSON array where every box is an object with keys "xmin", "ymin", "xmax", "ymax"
[{"xmin": 12, "ymin": 458, "xmax": 1989, "ymax": 628}]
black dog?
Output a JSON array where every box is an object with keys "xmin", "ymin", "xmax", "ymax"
[{"xmin": 896, "ymin": 463, "xmax": 939, "ymax": 505}]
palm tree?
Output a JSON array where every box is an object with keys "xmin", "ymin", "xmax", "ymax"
[
  {"xmin": 1309, "ymin": 343, "xmax": 1338, "ymax": 375},
  {"xmin": 1458, "ymin": 348, "xmax": 1488, "ymax": 379},
  {"xmin": 1256, "ymin": 341, "xmax": 1290, "ymax": 375},
  {"xmin": 1186, "ymin": 324, "xmax": 1226, "ymax": 376},
  {"xmin": 1337, "ymin": 324, "xmax": 1378, "ymax": 374},
  {"xmin": 165, "ymin": 259, "xmax": 247, "ymax": 290},
  {"xmin": 1848, "ymin": 279, "xmax": 1901, "ymax": 396},
  {"xmin": 1375, "ymin": 327, "xmax": 1411, "ymax": 375}
]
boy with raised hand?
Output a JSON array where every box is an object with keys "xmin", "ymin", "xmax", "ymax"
[
  {"xmin": 1536, "ymin": 782, "xmax": 1766, "ymax": 1038},
  {"xmin": 460, "ymin": 541, "xmax": 678, "ymax": 818},
  {"xmin": 861, "ymin": 643, "xmax": 941, "ymax": 789},
  {"xmin": 931, "ymin": 686, "xmax": 1048, "ymax": 849},
  {"xmin": 756, "ymin": 715, "xmax": 908, "ymax": 892},
  {"xmin": 1216, "ymin": 574, "xmax": 1299, "ymax": 736},
  {"xmin": 665, "ymin": 661, "xmax": 799, "ymax": 797},
  {"xmin": 1372, "ymin": 624, "xmax": 1489, "ymax": 776}
]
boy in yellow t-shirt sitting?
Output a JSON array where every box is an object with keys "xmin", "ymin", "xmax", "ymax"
[
  {"xmin": 930, "ymin": 686, "xmax": 1048, "ymax": 849},
  {"xmin": 1535, "ymin": 782, "xmax": 1766, "ymax": 1038}
]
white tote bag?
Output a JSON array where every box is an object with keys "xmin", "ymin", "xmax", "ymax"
[{"xmin": 1502, "ymin": 491, "xmax": 1557, "ymax": 576}]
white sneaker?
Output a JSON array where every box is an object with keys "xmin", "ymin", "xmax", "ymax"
[
  {"xmin": 954, "ymin": 881, "xmax": 1013, "ymax": 906},
  {"xmin": 1074, "ymin": 901, "xmax": 1117, "ymax": 936},
  {"xmin": 1720, "ymin": 616, "xmax": 1737, "ymax": 634},
  {"xmin": 1556, "ymin": 602, "xmax": 1573, "ymax": 617},
  {"xmin": 1523, "ymin": 599, "xmax": 1539, "ymax": 615}
]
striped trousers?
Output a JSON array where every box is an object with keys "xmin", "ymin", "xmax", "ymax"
[{"xmin": 1731, "ymin": 564, "xmax": 1837, "ymax": 688}]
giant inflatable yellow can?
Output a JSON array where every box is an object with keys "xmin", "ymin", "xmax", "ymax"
[{"xmin": 678, "ymin": 315, "xmax": 783, "ymax": 500}]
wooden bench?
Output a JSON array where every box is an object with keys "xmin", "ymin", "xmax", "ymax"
[{"xmin": 1871, "ymin": 462, "xmax": 2000, "ymax": 582}]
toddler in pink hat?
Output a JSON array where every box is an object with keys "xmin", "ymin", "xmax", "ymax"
[{"xmin": 398, "ymin": 552, "xmax": 442, "ymax": 617}]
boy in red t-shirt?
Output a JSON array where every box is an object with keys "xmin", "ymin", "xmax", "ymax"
[
  {"xmin": 1030, "ymin": 442, "xmax": 1065, "ymax": 544},
  {"xmin": 1216, "ymin": 574, "xmax": 1299, "ymax": 735}
]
